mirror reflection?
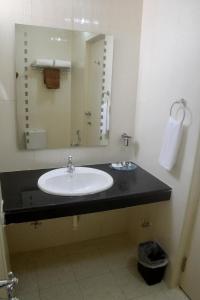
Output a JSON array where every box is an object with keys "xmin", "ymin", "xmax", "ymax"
[{"xmin": 15, "ymin": 24, "xmax": 113, "ymax": 149}]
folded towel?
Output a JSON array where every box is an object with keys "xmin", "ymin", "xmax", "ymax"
[
  {"xmin": 34, "ymin": 59, "xmax": 54, "ymax": 67},
  {"xmin": 54, "ymin": 60, "xmax": 71, "ymax": 68},
  {"xmin": 43, "ymin": 68, "xmax": 60, "ymax": 89},
  {"xmin": 159, "ymin": 116, "xmax": 183, "ymax": 171}
]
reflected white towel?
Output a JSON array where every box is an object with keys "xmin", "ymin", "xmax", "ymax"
[
  {"xmin": 159, "ymin": 117, "xmax": 183, "ymax": 171},
  {"xmin": 34, "ymin": 59, "xmax": 54, "ymax": 67},
  {"xmin": 54, "ymin": 60, "xmax": 71, "ymax": 68}
]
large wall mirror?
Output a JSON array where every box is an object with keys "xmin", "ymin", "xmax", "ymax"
[{"xmin": 15, "ymin": 24, "xmax": 113, "ymax": 150}]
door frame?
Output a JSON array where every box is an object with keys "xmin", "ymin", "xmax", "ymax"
[
  {"xmin": 0, "ymin": 184, "xmax": 10, "ymax": 298},
  {"xmin": 170, "ymin": 131, "xmax": 200, "ymax": 287}
]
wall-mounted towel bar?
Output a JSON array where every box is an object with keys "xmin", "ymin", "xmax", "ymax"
[
  {"xmin": 170, "ymin": 98, "xmax": 186, "ymax": 124},
  {"xmin": 31, "ymin": 59, "xmax": 71, "ymax": 71}
]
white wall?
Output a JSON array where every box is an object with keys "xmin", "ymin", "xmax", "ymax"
[
  {"xmin": 0, "ymin": 0, "xmax": 142, "ymax": 171},
  {"xmin": 132, "ymin": 0, "xmax": 200, "ymax": 286}
]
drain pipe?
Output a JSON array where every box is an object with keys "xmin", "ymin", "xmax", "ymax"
[{"xmin": 73, "ymin": 215, "xmax": 80, "ymax": 230}]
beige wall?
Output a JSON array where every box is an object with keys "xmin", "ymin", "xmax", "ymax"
[
  {"xmin": 131, "ymin": 0, "xmax": 200, "ymax": 286},
  {"xmin": 6, "ymin": 209, "xmax": 129, "ymax": 254}
]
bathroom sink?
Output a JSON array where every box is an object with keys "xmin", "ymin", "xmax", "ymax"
[{"xmin": 38, "ymin": 167, "xmax": 113, "ymax": 196}]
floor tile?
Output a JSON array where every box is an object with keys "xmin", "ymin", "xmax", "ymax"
[
  {"xmin": 36, "ymin": 262, "xmax": 76, "ymax": 290},
  {"xmin": 133, "ymin": 288, "xmax": 190, "ymax": 300},
  {"xmin": 112, "ymin": 263, "xmax": 167, "ymax": 300},
  {"xmin": 11, "ymin": 252, "xmax": 38, "ymax": 295},
  {"xmin": 78, "ymin": 273, "xmax": 126, "ymax": 300},
  {"xmin": 14, "ymin": 268, "xmax": 38, "ymax": 295},
  {"xmin": 99, "ymin": 243, "xmax": 136, "ymax": 271},
  {"xmin": 16, "ymin": 290, "xmax": 41, "ymax": 300},
  {"xmin": 34, "ymin": 247, "xmax": 60, "ymax": 266},
  {"xmin": 133, "ymin": 293, "xmax": 168, "ymax": 300},
  {"xmin": 70, "ymin": 248, "xmax": 109, "ymax": 280},
  {"xmin": 39, "ymin": 281, "xmax": 83, "ymax": 300},
  {"xmin": 165, "ymin": 288, "xmax": 189, "ymax": 300},
  {"xmin": 35, "ymin": 248, "xmax": 76, "ymax": 289}
]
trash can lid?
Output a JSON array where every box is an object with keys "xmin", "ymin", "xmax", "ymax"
[{"xmin": 138, "ymin": 241, "xmax": 168, "ymax": 267}]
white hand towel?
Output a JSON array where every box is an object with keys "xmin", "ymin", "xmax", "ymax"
[
  {"xmin": 54, "ymin": 60, "xmax": 71, "ymax": 68},
  {"xmin": 159, "ymin": 116, "xmax": 183, "ymax": 171},
  {"xmin": 34, "ymin": 59, "xmax": 54, "ymax": 67}
]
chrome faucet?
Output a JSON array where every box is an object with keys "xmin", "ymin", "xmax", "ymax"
[
  {"xmin": 0, "ymin": 272, "xmax": 18, "ymax": 300},
  {"xmin": 67, "ymin": 155, "xmax": 75, "ymax": 173}
]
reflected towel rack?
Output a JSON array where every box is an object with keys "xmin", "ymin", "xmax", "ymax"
[
  {"xmin": 31, "ymin": 63, "xmax": 71, "ymax": 71},
  {"xmin": 170, "ymin": 98, "xmax": 186, "ymax": 124},
  {"xmin": 31, "ymin": 59, "xmax": 71, "ymax": 71}
]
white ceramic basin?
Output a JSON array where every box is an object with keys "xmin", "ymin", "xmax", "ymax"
[{"xmin": 38, "ymin": 167, "xmax": 113, "ymax": 196}]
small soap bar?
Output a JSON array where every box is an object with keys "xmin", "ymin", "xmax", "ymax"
[
  {"xmin": 110, "ymin": 162, "xmax": 137, "ymax": 171},
  {"xmin": 111, "ymin": 163, "xmax": 122, "ymax": 168}
]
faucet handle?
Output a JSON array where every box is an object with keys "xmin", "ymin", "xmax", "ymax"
[{"xmin": 66, "ymin": 155, "xmax": 75, "ymax": 173}]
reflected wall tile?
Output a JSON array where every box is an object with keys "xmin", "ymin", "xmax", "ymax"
[
  {"xmin": 0, "ymin": 101, "xmax": 35, "ymax": 171},
  {"xmin": 31, "ymin": 0, "xmax": 73, "ymax": 29}
]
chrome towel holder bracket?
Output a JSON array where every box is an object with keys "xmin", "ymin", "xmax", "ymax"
[{"xmin": 170, "ymin": 98, "xmax": 186, "ymax": 124}]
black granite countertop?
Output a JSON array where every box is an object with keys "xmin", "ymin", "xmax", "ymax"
[{"xmin": 0, "ymin": 163, "xmax": 172, "ymax": 224}]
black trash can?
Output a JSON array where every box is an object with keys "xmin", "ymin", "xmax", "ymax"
[{"xmin": 137, "ymin": 241, "xmax": 168, "ymax": 285}]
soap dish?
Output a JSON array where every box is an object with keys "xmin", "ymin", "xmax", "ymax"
[{"xmin": 110, "ymin": 162, "xmax": 137, "ymax": 171}]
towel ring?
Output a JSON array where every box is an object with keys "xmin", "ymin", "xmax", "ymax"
[{"xmin": 170, "ymin": 98, "xmax": 186, "ymax": 124}]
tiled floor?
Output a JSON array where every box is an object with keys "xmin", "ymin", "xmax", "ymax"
[{"xmin": 11, "ymin": 234, "xmax": 189, "ymax": 300}]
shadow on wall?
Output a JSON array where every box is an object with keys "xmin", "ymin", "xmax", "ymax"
[{"xmin": 171, "ymin": 103, "xmax": 192, "ymax": 179}]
